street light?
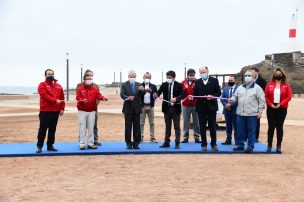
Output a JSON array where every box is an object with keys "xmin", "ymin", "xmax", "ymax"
[{"xmin": 66, "ymin": 52, "xmax": 69, "ymax": 101}]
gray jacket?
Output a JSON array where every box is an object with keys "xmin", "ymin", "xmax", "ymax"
[{"xmin": 231, "ymin": 82, "xmax": 265, "ymax": 116}]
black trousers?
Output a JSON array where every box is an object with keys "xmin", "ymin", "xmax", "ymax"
[
  {"xmin": 197, "ymin": 108, "xmax": 217, "ymax": 147},
  {"xmin": 37, "ymin": 111, "xmax": 60, "ymax": 148},
  {"xmin": 124, "ymin": 113, "xmax": 141, "ymax": 146},
  {"xmin": 267, "ymin": 107, "xmax": 287, "ymax": 147},
  {"xmin": 164, "ymin": 107, "xmax": 181, "ymax": 144},
  {"xmin": 256, "ymin": 118, "xmax": 260, "ymax": 141}
]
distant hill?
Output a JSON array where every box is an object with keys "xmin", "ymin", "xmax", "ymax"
[{"xmin": 237, "ymin": 51, "xmax": 304, "ymax": 94}]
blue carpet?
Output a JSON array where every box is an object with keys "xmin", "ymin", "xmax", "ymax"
[{"xmin": 0, "ymin": 141, "xmax": 279, "ymax": 157}]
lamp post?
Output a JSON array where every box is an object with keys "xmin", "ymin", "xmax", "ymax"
[
  {"xmin": 81, "ymin": 63, "xmax": 83, "ymax": 83},
  {"xmin": 66, "ymin": 52, "xmax": 69, "ymax": 101}
]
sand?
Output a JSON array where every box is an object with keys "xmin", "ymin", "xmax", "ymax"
[{"xmin": 0, "ymin": 93, "xmax": 303, "ymax": 202}]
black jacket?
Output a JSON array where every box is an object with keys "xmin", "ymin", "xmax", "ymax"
[
  {"xmin": 120, "ymin": 81, "xmax": 144, "ymax": 114},
  {"xmin": 140, "ymin": 82, "xmax": 158, "ymax": 107},
  {"xmin": 255, "ymin": 75, "xmax": 267, "ymax": 91},
  {"xmin": 194, "ymin": 77, "xmax": 221, "ymax": 112},
  {"xmin": 156, "ymin": 81, "xmax": 184, "ymax": 114}
]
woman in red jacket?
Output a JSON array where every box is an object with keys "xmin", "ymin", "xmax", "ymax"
[
  {"xmin": 265, "ymin": 68, "xmax": 292, "ymax": 153},
  {"xmin": 76, "ymin": 71, "xmax": 108, "ymax": 150}
]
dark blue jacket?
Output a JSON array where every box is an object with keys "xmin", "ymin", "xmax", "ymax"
[
  {"xmin": 221, "ymin": 85, "xmax": 239, "ymax": 114},
  {"xmin": 141, "ymin": 82, "xmax": 157, "ymax": 108}
]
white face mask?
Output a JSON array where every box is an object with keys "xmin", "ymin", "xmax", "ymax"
[
  {"xmin": 144, "ymin": 79, "xmax": 150, "ymax": 83},
  {"xmin": 85, "ymin": 80, "xmax": 93, "ymax": 85},
  {"xmin": 167, "ymin": 79, "xmax": 173, "ymax": 84},
  {"xmin": 129, "ymin": 78, "xmax": 136, "ymax": 83}
]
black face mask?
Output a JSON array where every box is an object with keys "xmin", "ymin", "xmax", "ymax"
[
  {"xmin": 228, "ymin": 81, "xmax": 235, "ymax": 87},
  {"xmin": 274, "ymin": 76, "xmax": 283, "ymax": 81},
  {"xmin": 46, "ymin": 76, "xmax": 55, "ymax": 81}
]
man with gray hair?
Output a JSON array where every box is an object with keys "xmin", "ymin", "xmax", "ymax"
[
  {"xmin": 140, "ymin": 72, "xmax": 158, "ymax": 142},
  {"xmin": 120, "ymin": 70, "xmax": 144, "ymax": 149},
  {"xmin": 227, "ymin": 70, "xmax": 265, "ymax": 153}
]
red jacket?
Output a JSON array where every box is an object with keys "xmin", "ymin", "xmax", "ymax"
[
  {"xmin": 38, "ymin": 80, "xmax": 65, "ymax": 112},
  {"xmin": 181, "ymin": 79, "xmax": 197, "ymax": 107},
  {"xmin": 76, "ymin": 83, "xmax": 104, "ymax": 112},
  {"xmin": 265, "ymin": 81, "xmax": 292, "ymax": 108}
]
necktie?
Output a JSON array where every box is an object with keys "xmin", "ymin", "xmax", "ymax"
[
  {"xmin": 132, "ymin": 83, "xmax": 135, "ymax": 94},
  {"xmin": 229, "ymin": 87, "xmax": 233, "ymax": 98},
  {"xmin": 168, "ymin": 83, "xmax": 172, "ymax": 106}
]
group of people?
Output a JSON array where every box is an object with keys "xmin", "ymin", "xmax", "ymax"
[{"xmin": 36, "ymin": 66, "xmax": 292, "ymax": 154}]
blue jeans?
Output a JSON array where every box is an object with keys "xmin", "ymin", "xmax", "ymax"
[
  {"xmin": 236, "ymin": 115, "xmax": 257, "ymax": 149},
  {"xmin": 224, "ymin": 111, "xmax": 237, "ymax": 141}
]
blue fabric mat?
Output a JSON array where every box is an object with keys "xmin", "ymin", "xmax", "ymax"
[{"xmin": 0, "ymin": 141, "xmax": 279, "ymax": 157}]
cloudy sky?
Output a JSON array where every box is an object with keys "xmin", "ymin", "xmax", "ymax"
[{"xmin": 0, "ymin": 0, "xmax": 303, "ymax": 87}]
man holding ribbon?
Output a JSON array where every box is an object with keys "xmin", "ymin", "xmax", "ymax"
[
  {"xmin": 189, "ymin": 66, "xmax": 221, "ymax": 151},
  {"xmin": 154, "ymin": 70, "xmax": 184, "ymax": 149},
  {"xmin": 120, "ymin": 70, "xmax": 144, "ymax": 149},
  {"xmin": 36, "ymin": 69, "xmax": 65, "ymax": 153}
]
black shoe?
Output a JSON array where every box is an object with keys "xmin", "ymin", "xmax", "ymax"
[
  {"xmin": 174, "ymin": 144, "xmax": 180, "ymax": 149},
  {"xmin": 276, "ymin": 146, "xmax": 282, "ymax": 154},
  {"xmin": 133, "ymin": 145, "xmax": 140, "ymax": 149},
  {"xmin": 47, "ymin": 147, "xmax": 58, "ymax": 152},
  {"xmin": 233, "ymin": 146, "xmax": 244, "ymax": 151},
  {"xmin": 127, "ymin": 145, "xmax": 133, "ymax": 149},
  {"xmin": 181, "ymin": 139, "xmax": 188, "ymax": 143},
  {"xmin": 245, "ymin": 147, "xmax": 253, "ymax": 153},
  {"xmin": 36, "ymin": 147, "xmax": 42, "ymax": 153},
  {"xmin": 266, "ymin": 146, "xmax": 272, "ymax": 152},
  {"xmin": 211, "ymin": 145, "xmax": 219, "ymax": 151},
  {"xmin": 221, "ymin": 140, "xmax": 232, "ymax": 145},
  {"xmin": 159, "ymin": 142, "xmax": 170, "ymax": 148},
  {"xmin": 194, "ymin": 139, "xmax": 202, "ymax": 143},
  {"xmin": 94, "ymin": 142, "xmax": 102, "ymax": 146}
]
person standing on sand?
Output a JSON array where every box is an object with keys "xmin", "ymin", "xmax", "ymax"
[
  {"xmin": 36, "ymin": 69, "xmax": 65, "ymax": 153},
  {"xmin": 76, "ymin": 70, "xmax": 108, "ymax": 150}
]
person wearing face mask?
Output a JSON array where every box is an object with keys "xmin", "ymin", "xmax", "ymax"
[
  {"xmin": 120, "ymin": 70, "xmax": 145, "ymax": 149},
  {"xmin": 76, "ymin": 70, "xmax": 108, "ymax": 150},
  {"xmin": 188, "ymin": 66, "xmax": 221, "ymax": 151},
  {"xmin": 153, "ymin": 70, "xmax": 184, "ymax": 149},
  {"xmin": 265, "ymin": 68, "xmax": 292, "ymax": 153},
  {"xmin": 140, "ymin": 72, "xmax": 158, "ymax": 142},
  {"xmin": 181, "ymin": 68, "xmax": 201, "ymax": 143},
  {"xmin": 36, "ymin": 69, "xmax": 65, "ymax": 153},
  {"xmin": 76, "ymin": 69, "xmax": 102, "ymax": 146},
  {"xmin": 220, "ymin": 75, "xmax": 239, "ymax": 145},
  {"xmin": 251, "ymin": 67, "xmax": 267, "ymax": 143},
  {"xmin": 227, "ymin": 70, "xmax": 265, "ymax": 153}
]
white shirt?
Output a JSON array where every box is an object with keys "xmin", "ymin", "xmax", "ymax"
[
  {"xmin": 274, "ymin": 88, "xmax": 281, "ymax": 103},
  {"xmin": 203, "ymin": 77, "xmax": 209, "ymax": 85},
  {"xmin": 144, "ymin": 83, "xmax": 151, "ymax": 104}
]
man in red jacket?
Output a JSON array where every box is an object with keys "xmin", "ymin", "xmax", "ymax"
[
  {"xmin": 181, "ymin": 69, "xmax": 201, "ymax": 143},
  {"xmin": 36, "ymin": 69, "xmax": 65, "ymax": 153},
  {"xmin": 76, "ymin": 71, "xmax": 108, "ymax": 150}
]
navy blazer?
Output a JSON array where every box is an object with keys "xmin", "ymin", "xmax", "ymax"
[
  {"xmin": 194, "ymin": 76, "xmax": 221, "ymax": 112},
  {"xmin": 120, "ymin": 81, "xmax": 144, "ymax": 114},
  {"xmin": 141, "ymin": 82, "xmax": 157, "ymax": 107},
  {"xmin": 221, "ymin": 85, "xmax": 239, "ymax": 114}
]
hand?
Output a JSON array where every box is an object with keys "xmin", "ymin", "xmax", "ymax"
[
  {"xmin": 60, "ymin": 110, "xmax": 64, "ymax": 116},
  {"xmin": 188, "ymin": 95, "xmax": 194, "ymax": 100},
  {"xmin": 103, "ymin": 97, "xmax": 108, "ymax": 101},
  {"xmin": 145, "ymin": 88, "xmax": 152, "ymax": 93},
  {"xmin": 270, "ymin": 104, "xmax": 276, "ymax": 109},
  {"xmin": 83, "ymin": 99, "xmax": 88, "ymax": 103},
  {"xmin": 56, "ymin": 100, "xmax": 62, "ymax": 104},
  {"xmin": 207, "ymin": 95, "xmax": 213, "ymax": 100},
  {"xmin": 275, "ymin": 104, "xmax": 280, "ymax": 109},
  {"xmin": 257, "ymin": 112, "xmax": 262, "ymax": 119},
  {"xmin": 138, "ymin": 86, "xmax": 144, "ymax": 91},
  {"xmin": 129, "ymin": 96, "xmax": 135, "ymax": 101},
  {"xmin": 228, "ymin": 99, "xmax": 233, "ymax": 104},
  {"xmin": 170, "ymin": 98, "xmax": 176, "ymax": 103},
  {"xmin": 225, "ymin": 104, "xmax": 231, "ymax": 110},
  {"xmin": 153, "ymin": 93, "xmax": 158, "ymax": 99}
]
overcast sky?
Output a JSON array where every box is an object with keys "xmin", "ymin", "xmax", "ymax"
[{"xmin": 0, "ymin": 0, "xmax": 303, "ymax": 87}]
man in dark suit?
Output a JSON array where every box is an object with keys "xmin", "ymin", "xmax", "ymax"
[
  {"xmin": 154, "ymin": 70, "xmax": 184, "ymax": 149},
  {"xmin": 220, "ymin": 75, "xmax": 239, "ymax": 145},
  {"xmin": 120, "ymin": 70, "xmax": 144, "ymax": 149},
  {"xmin": 251, "ymin": 67, "xmax": 267, "ymax": 142},
  {"xmin": 189, "ymin": 66, "xmax": 221, "ymax": 151}
]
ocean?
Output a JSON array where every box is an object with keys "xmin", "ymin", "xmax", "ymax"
[{"xmin": 0, "ymin": 86, "xmax": 37, "ymax": 95}]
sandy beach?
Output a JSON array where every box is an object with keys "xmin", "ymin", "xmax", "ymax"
[{"xmin": 0, "ymin": 91, "xmax": 303, "ymax": 202}]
